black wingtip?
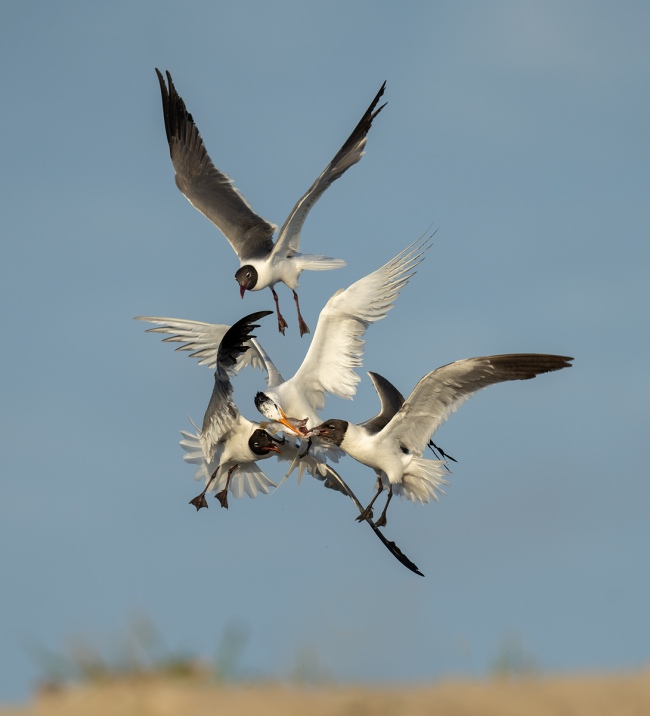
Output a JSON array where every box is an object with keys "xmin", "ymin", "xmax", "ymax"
[{"xmin": 218, "ymin": 311, "xmax": 273, "ymax": 369}]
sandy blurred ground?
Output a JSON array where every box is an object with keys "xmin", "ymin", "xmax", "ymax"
[{"xmin": 3, "ymin": 671, "xmax": 650, "ymax": 716}]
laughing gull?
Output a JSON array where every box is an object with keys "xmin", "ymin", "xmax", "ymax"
[
  {"xmin": 185, "ymin": 310, "xmax": 282, "ymax": 510},
  {"xmin": 309, "ymin": 354, "xmax": 574, "ymax": 527},
  {"xmin": 155, "ymin": 69, "xmax": 386, "ymax": 336}
]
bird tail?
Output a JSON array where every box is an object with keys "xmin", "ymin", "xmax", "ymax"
[
  {"xmin": 394, "ymin": 457, "xmax": 450, "ymax": 504},
  {"xmin": 293, "ymin": 253, "xmax": 347, "ymax": 272},
  {"xmin": 179, "ymin": 428, "xmax": 276, "ymax": 499}
]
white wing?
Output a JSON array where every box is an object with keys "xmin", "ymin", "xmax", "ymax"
[
  {"xmin": 156, "ymin": 69, "xmax": 276, "ymax": 261},
  {"xmin": 271, "ymin": 82, "xmax": 386, "ymax": 259},
  {"xmin": 134, "ymin": 315, "xmax": 266, "ymax": 372},
  {"xmin": 382, "ymin": 354, "xmax": 574, "ymax": 454},
  {"xmin": 288, "ymin": 237, "xmax": 429, "ymax": 413},
  {"xmin": 249, "ymin": 337, "xmax": 285, "ymax": 387}
]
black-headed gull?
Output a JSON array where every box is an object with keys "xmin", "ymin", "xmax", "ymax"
[
  {"xmin": 155, "ymin": 69, "xmax": 386, "ymax": 336},
  {"xmin": 309, "ymin": 353, "xmax": 574, "ymax": 527},
  {"xmin": 185, "ymin": 310, "xmax": 282, "ymax": 510}
]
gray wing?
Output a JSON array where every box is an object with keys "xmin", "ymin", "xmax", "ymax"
[
  {"xmin": 200, "ymin": 311, "xmax": 272, "ymax": 459},
  {"xmin": 156, "ymin": 69, "xmax": 276, "ymax": 261},
  {"xmin": 271, "ymin": 82, "xmax": 386, "ymax": 259},
  {"xmin": 383, "ymin": 354, "xmax": 574, "ymax": 454},
  {"xmin": 134, "ymin": 315, "xmax": 266, "ymax": 372},
  {"xmin": 249, "ymin": 337, "xmax": 285, "ymax": 387},
  {"xmin": 359, "ymin": 371, "xmax": 406, "ymax": 434}
]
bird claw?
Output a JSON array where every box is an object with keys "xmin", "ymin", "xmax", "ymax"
[
  {"xmin": 298, "ymin": 318, "xmax": 310, "ymax": 337},
  {"xmin": 215, "ymin": 490, "xmax": 229, "ymax": 509},
  {"xmin": 375, "ymin": 513, "xmax": 387, "ymax": 528},
  {"xmin": 355, "ymin": 506, "xmax": 374, "ymax": 523},
  {"xmin": 189, "ymin": 494, "xmax": 208, "ymax": 511},
  {"xmin": 277, "ymin": 315, "xmax": 288, "ymax": 335}
]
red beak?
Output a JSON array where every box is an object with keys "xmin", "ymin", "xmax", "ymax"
[{"xmin": 239, "ymin": 284, "xmax": 246, "ymax": 299}]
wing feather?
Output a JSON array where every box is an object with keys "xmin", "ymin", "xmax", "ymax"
[
  {"xmin": 271, "ymin": 82, "xmax": 386, "ymax": 258},
  {"xmin": 289, "ymin": 238, "xmax": 429, "ymax": 412},
  {"xmin": 359, "ymin": 371, "xmax": 406, "ymax": 434},
  {"xmin": 156, "ymin": 69, "xmax": 276, "ymax": 260},
  {"xmin": 199, "ymin": 311, "xmax": 272, "ymax": 459},
  {"xmin": 135, "ymin": 315, "xmax": 266, "ymax": 372},
  {"xmin": 383, "ymin": 354, "xmax": 574, "ymax": 454}
]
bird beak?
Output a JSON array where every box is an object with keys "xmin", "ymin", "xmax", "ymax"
[
  {"xmin": 277, "ymin": 408, "xmax": 308, "ymax": 436},
  {"xmin": 264, "ymin": 444, "xmax": 282, "ymax": 454},
  {"xmin": 239, "ymin": 284, "xmax": 246, "ymax": 299}
]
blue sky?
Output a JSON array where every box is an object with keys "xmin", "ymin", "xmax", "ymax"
[{"xmin": 1, "ymin": 0, "xmax": 649, "ymax": 701}]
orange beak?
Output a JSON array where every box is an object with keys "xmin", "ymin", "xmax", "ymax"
[{"xmin": 277, "ymin": 408, "xmax": 307, "ymax": 436}]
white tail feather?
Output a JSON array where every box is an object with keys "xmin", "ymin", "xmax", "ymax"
[
  {"xmin": 393, "ymin": 457, "xmax": 450, "ymax": 504},
  {"xmin": 294, "ymin": 254, "xmax": 347, "ymax": 272}
]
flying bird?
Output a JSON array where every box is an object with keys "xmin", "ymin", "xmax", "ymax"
[
  {"xmin": 252, "ymin": 238, "xmax": 430, "ymax": 461},
  {"xmin": 188, "ymin": 310, "xmax": 283, "ymax": 510},
  {"xmin": 155, "ymin": 69, "xmax": 386, "ymax": 336},
  {"xmin": 309, "ymin": 353, "xmax": 574, "ymax": 527}
]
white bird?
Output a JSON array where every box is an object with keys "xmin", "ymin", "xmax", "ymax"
[
  {"xmin": 309, "ymin": 353, "xmax": 574, "ymax": 527},
  {"xmin": 155, "ymin": 69, "xmax": 386, "ymax": 336},
  {"xmin": 186, "ymin": 310, "xmax": 283, "ymax": 510},
  {"xmin": 252, "ymin": 238, "xmax": 430, "ymax": 463}
]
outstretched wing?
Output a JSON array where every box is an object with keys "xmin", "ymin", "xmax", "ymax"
[
  {"xmin": 383, "ymin": 354, "xmax": 574, "ymax": 454},
  {"xmin": 200, "ymin": 311, "xmax": 272, "ymax": 459},
  {"xmin": 271, "ymin": 82, "xmax": 386, "ymax": 259},
  {"xmin": 156, "ymin": 69, "xmax": 276, "ymax": 261},
  {"xmin": 134, "ymin": 315, "xmax": 267, "ymax": 372},
  {"xmin": 359, "ymin": 371, "xmax": 406, "ymax": 435},
  {"xmin": 289, "ymin": 238, "xmax": 429, "ymax": 412}
]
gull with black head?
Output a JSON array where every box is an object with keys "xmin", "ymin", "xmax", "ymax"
[
  {"xmin": 155, "ymin": 69, "xmax": 386, "ymax": 336},
  {"xmin": 309, "ymin": 354, "xmax": 574, "ymax": 527},
  {"xmin": 187, "ymin": 310, "xmax": 283, "ymax": 510}
]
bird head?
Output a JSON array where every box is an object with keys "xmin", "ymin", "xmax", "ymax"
[
  {"xmin": 306, "ymin": 420, "xmax": 348, "ymax": 447},
  {"xmin": 235, "ymin": 265, "xmax": 258, "ymax": 298},
  {"xmin": 249, "ymin": 429, "xmax": 284, "ymax": 456},
  {"xmin": 254, "ymin": 392, "xmax": 308, "ymax": 436}
]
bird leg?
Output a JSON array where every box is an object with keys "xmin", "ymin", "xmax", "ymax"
[
  {"xmin": 292, "ymin": 290, "xmax": 310, "ymax": 337},
  {"xmin": 375, "ymin": 484, "xmax": 394, "ymax": 528},
  {"xmin": 215, "ymin": 464, "xmax": 238, "ymax": 509},
  {"xmin": 189, "ymin": 466, "xmax": 220, "ymax": 511},
  {"xmin": 271, "ymin": 287, "xmax": 288, "ymax": 335},
  {"xmin": 356, "ymin": 479, "xmax": 385, "ymax": 523}
]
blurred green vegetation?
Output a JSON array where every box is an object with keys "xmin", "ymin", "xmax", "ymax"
[{"xmin": 27, "ymin": 617, "xmax": 250, "ymax": 689}]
